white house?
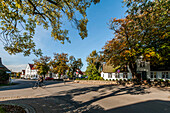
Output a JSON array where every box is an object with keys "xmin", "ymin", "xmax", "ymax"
[
  {"xmin": 101, "ymin": 60, "xmax": 170, "ymax": 81},
  {"xmin": 25, "ymin": 64, "xmax": 39, "ymax": 79},
  {"xmin": 20, "ymin": 70, "xmax": 25, "ymax": 79}
]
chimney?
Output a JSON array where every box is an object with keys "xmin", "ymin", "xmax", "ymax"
[{"xmin": 0, "ymin": 57, "xmax": 3, "ymax": 67}]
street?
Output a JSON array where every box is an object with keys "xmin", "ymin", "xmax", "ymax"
[{"xmin": 0, "ymin": 79, "xmax": 170, "ymax": 113}]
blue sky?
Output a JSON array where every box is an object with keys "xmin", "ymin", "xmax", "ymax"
[{"xmin": 0, "ymin": 0, "xmax": 127, "ymax": 72}]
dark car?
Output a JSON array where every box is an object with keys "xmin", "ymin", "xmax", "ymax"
[{"xmin": 45, "ymin": 77, "xmax": 54, "ymax": 81}]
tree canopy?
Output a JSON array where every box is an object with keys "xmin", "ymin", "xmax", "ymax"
[
  {"xmin": 86, "ymin": 50, "xmax": 103, "ymax": 80},
  {"xmin": 50, "ymin": 53, "xmax": 69, "ymax": 76},
  {"xmin": 33, "ymin": 56, "xmax": 51, "ymax": 77},
  {"xmin": 0, "ymin": 0, "xmax": 100, "ymax": 56},
  {"xmin": 103, "ymin": 0, "xmax": 169, "ymax": 78},
  {"xmin": 68, "ymin": 55, "xmax": 83, "ymax": 78},
  {"xmin": 86, "ymin": 50, "xmax": 103, "ymax": 72}
]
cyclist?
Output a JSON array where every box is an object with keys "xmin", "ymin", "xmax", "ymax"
[{"xmin": 38, "ymin": 75, "xmax": 44, "ymax": 86}]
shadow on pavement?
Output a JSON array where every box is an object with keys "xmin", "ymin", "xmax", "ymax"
[
  {"xmin": 0, "ymin": 79, "xmax": 67, "ymax": 91},
  {"xmin": 1, "ymin": 84, "xmax": 167, "ymax": 113},
  {"xmin": 0, "ymin": 96, "xmax": 169, "ymax": 113}
]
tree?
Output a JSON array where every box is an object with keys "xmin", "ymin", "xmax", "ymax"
[
  {"xmin": 68, "ymin": 55, "xmax": 83, "ymax": 78},
  {"xmin": 85, "ymin": 64, "xmax": 102, "ymax": 80},
  {"xmin": 86, "ymin": 50, "xmax": 103, "ymax": 80},
  {"xmin": 103, "ymin": 0, "xmax": 169, "ymax": 79},
  {"xmin": 86, "ymin": 50, "xmax": 103, "ymax": 73},
  {"xmin": 0, "ymin": 0, "xmax": 100, "ymax": 56},
  {"xmin": 50, "ymin": 53, "xmax": 69, "ymax": 77},
  {"xmin": 123, "ymin": 0, "xmax": 170, "ymax": 65},
  {"xmin": 16, "ymin": 72, "xmax": 22, "ymax": 78},
  {"xmin": 33, "ymin": 56, "xmax": 51, "ymax": 77}
]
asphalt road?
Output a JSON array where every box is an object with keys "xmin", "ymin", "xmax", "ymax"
[
  {"xmin": 0, "ymin": 79, "xmax": 62, "ymax": 91},
  {"xmin": 0, "ymin": 79, "xmax": 170, "ymax": 113}
]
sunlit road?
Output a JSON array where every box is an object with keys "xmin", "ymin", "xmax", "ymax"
[
  {"xmin": 0, "ymin": 79, "xmax": 60, "ymax": 91},
  {"xmin": 0, "ymin": 79, "xmax": 170, "ymax": 113}
]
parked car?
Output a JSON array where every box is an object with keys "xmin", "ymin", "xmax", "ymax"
[{"xmin": 45, "ymin": 77, "xmax": 54, "ymax": 81}]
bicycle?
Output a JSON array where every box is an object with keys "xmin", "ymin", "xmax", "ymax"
[{"xmin": 32, "ymin": 81, "xmax": 46, "ymax": 89}]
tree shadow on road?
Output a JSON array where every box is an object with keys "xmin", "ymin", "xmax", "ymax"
[
  {"xmin": 1, "ymin": 84, "xmax": 154, "ymax": 112},
  {"xmin": 53, "ymin": 85, "xmax": 151, "ymax": 110},
  {"xmin": 0, "ymin": 96, "xmax": 169, "ymax": 113}
]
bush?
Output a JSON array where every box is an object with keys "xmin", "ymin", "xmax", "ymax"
[
  {"xmin": 0, "ymin": 70, "xmax": 9, "ymax": 81},
  {"xmin": 154, "ymin": 79, "xmax": 158, "ymax": 82}
]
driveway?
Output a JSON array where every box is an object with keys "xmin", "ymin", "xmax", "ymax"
[{"xmin": 0, "ymin": 79, "xmax": 170, "ymax": 113}]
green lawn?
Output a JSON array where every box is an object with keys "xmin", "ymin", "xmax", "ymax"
[{"xmin": 0, "ymin": 106, "xmax": 6, "ymax": 113}]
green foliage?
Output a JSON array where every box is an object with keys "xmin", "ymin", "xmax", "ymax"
[
  {"xmin": 86, "ymin": 64, "xmax": 102, "ymax": 80},
  {"xmin": 0, "ymin": 106, "xmax": 5, "ymax": 113},
  {"xmin": 33, "ymin": 56, "xmax": 51, "ymax": 76},
  {"xmin": 75, "ymin": 77, "xmax": 88, "ymax": 80},
  {"xmin": 50, "ymin": 53, "xmax": 69, "ymax": 75},
  {"xmin": 86, "ymin": 50, "xmax": 103, "ymax": 73},
  {"xmin": 68, "ymin": 56, "xmax": 83, "ymax": 78},
  {"xmin": 0, "ymin": 0, "xmax": 100, "ymax": 56},
  {"xmin": 103, "ymin": 0, "xmax": 169, "ymax": 79},
  {"xmin": 0, "ymin": 70, "xmax": 9, "ymax": 81}
]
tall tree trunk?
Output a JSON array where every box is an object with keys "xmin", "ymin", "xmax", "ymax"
[{"xmin": 129, "ymin": 62, "xmax": 137, "ymax": 80}]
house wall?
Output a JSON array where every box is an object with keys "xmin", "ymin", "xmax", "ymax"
[
  {"xmin": 25, "ymin": 64, "xmax": 38, "ymax": 79},
  {"xmin": 25, "ymin": 64, "xmax": 31, "ymax": 79},
  {"xmin": 148, "ymin": 71, "xmax": 170, "ymax": 81},
  {"xmin": 101, "ymin": 59, "xmax": 170, "ymax": 81},
  {"xmin": 101, "ymin": 72, "xmax": 132, "ymax": 80}
]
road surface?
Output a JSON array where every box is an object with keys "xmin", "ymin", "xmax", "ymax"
[{"xmin": 0, "ymin": 79, "xmax": 170, "ymax": 113}]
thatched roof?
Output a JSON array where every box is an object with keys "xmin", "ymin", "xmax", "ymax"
[
  {"xmin": 102, "ymin": 64, "xmax": 114, "ymax": 73},
  {"xmin": 102, "ymin": 64, "xmax": 129, "ymax": 73}
]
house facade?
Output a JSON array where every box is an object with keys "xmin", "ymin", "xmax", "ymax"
[
  {"xmin": 25, "ymin": 64, "xmax": 39, "ymax": 79},
  {"xmin": 0, "ymin": 57, "xmax": 11, "ymax": 84},
  {"xmin": 0, "ymin": 57, "xmax": 11, "ymax": 73},
  {"xmin": 20, "ymin": 70, "xmax": 25, "ymax": 79},
  {"xmin": 101, "ymin": 60, "xmax": 170, "ymax": 81}
]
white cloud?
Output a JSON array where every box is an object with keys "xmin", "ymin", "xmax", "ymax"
[{"xmin": 5, "ymin": 64, "xmax": 27, "ymax": 72}]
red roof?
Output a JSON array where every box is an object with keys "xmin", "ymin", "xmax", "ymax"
[
  {"xmin": 29, "ymin": 64, "xmax": 36, "ymax": 70},
  {"xmin": 76, "ymin": 69, "xmax": 83, "ymax": 75},
  {"xmin": 22, "ymin": 70, "xmax": 25, "ymax": 74}
]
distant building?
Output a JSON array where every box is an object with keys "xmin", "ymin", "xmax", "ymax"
[
  {"xmin": 0, "ymin": 57, "xmax": 11, "ymax": 84},
  {"xmin": 25, "ymin": 64, "xmax": 39, "ymax": 79},
  {"xmin": 76, "ymin": 69, "xmax": 83, "ymax": 78},
  {"xmin": 20, "ymin": 70, "xmax": 25, "ymax": 79},
  {"xmin": 101, "ymin": 59, "xmax": 170, "ymax": 81},
  {"xmin": 0, "ymin": 57, "xmax": 11, "ymax": 73}
]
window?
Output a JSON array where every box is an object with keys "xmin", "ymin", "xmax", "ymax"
[
  {"xmin": 140, "ymin": 61, "xmax": 145, "ymax": 67},
  {"xmin": 115, "ymin": 73, "xmax": 118, "ymax": 78},
  {"xmin": 115, "ymin": 73, "xmax": 119, "ymax": 78},
  {"xmin": 151, "ymin": 72, "xmax": 153, "ymax": 78},
  {"xmin": 166, "ymin": 72, "xmax": 168, "ymax": 78},
  {"xmin": 123, "ymin": 73, "xmax": 128, "ymax": 78},
  {"xmin": 162, "ymin": 72, "xmax": 169, "ymax": 78},
  {"xmin": 108, "ymin": 73, "xmax": 112, "ymax": 78},
  {"xmin": 154, "ymin": 72, "xmax": 157, "ymax": 78},
  {"xmin": 103, "ymin": 74, "xmax": 104, "ymax": 77},
  {"xmin": 162, "ymin": 72, "xmax": 165, "ymax": 78}
]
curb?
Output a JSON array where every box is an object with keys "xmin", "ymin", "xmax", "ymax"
[
  {"xmin": 0, "ymin": 103, "xmax": 36, "ymax": 113},
  {"xmin": 0, "ymin": 95, "xmax": 50, "ymax": 101}
]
